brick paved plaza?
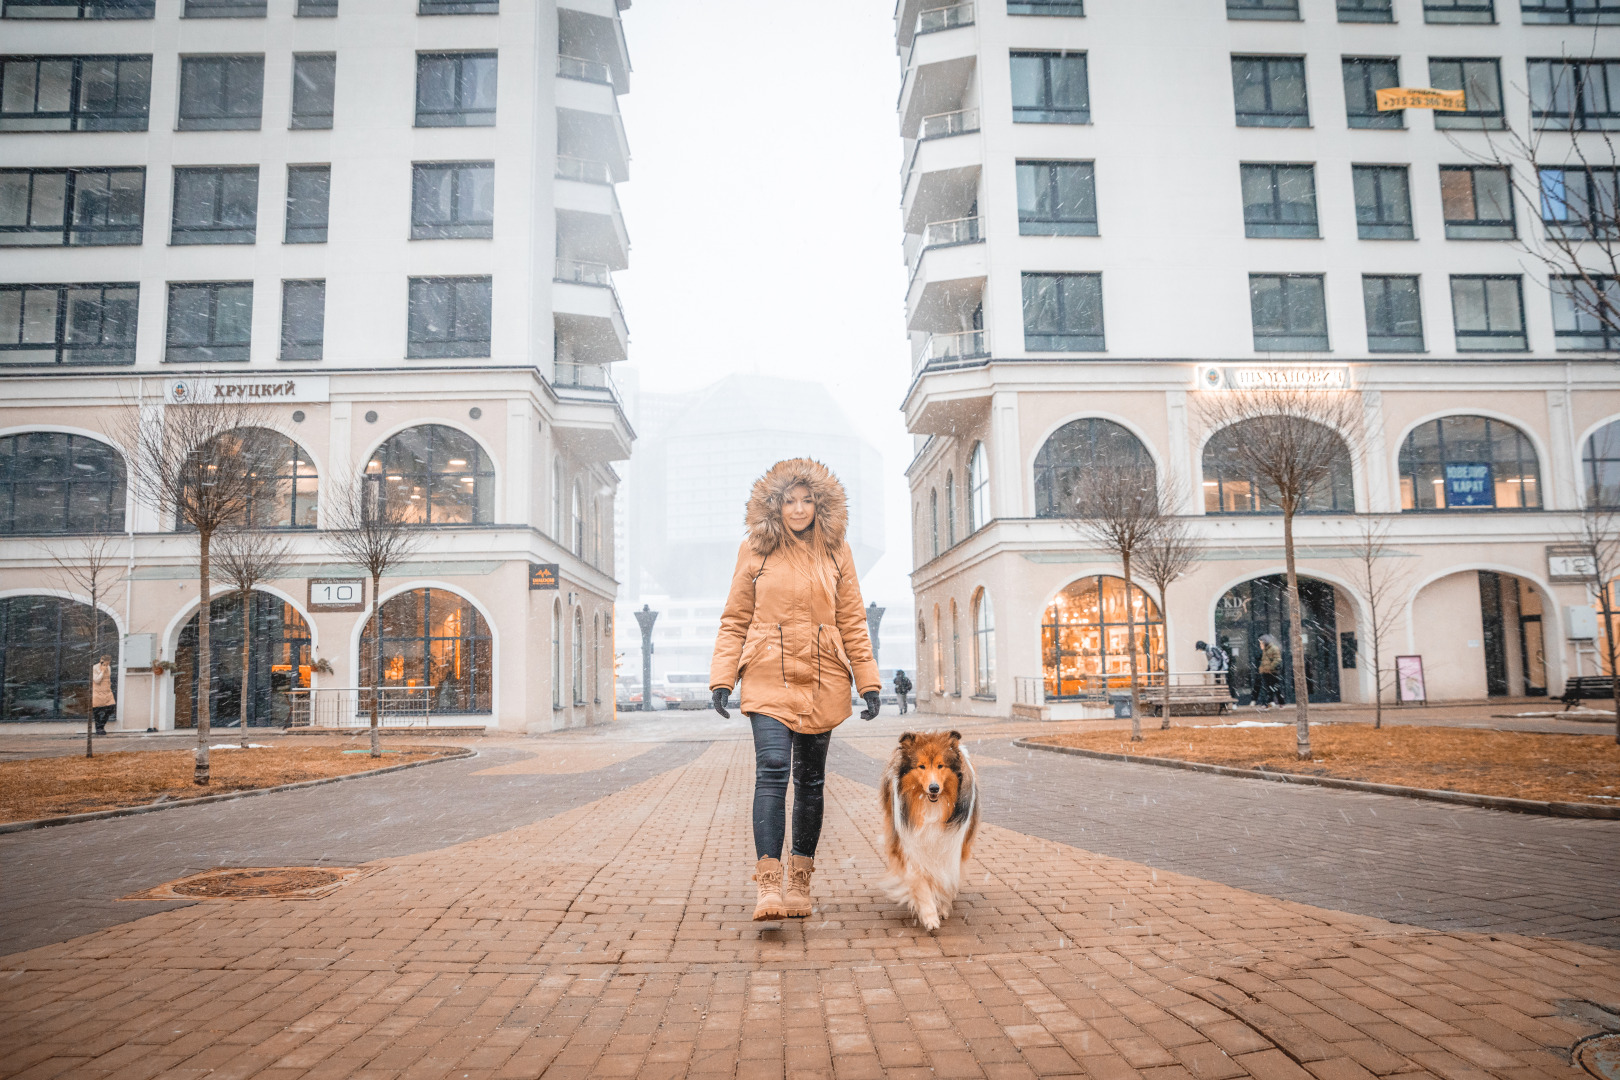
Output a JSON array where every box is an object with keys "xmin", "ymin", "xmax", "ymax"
[{"xmin": 2, "ymin": 713, "xmax": 1619, "ymax": 1079}]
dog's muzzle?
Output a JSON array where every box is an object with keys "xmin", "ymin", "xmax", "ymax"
[{"xmin": 927, "ymin": 783, "xmax": 941, "ymax": 801}]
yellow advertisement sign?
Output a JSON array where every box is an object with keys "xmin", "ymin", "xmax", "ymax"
[{"xmin": 1376, "ymin": 87, "xmax": 1466, "ymax": 112}]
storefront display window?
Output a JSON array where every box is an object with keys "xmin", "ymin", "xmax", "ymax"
[
  {"xmin": 175, "ymin": 592, "xmax": 309, "ymax": 727},
  {"xmin": 1399, "ymin": 415, "xmax": 1540, "ymax": 510},
  {"xmin": 360, "ymin": 588, "xmax": 491, "ymax": 713},
  {"xmin": 0, "ymin": 595, "xmax": 118, "ymax": 720},
  {"xmin": 1041, "ymin": 574, "xmax": 1163, "ymax": 700}
]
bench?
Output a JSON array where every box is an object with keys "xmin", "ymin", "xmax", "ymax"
[
  {"xmin": 1143, "ymin": 684, "xmax": 1233, "ymax": 717},
  {"xmin": 1562, "ymin": 674, "xmax": 1617, "ymax": 709}
]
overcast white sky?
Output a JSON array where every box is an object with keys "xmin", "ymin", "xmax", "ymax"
[{"xmin": 613, "ymin": 0, "xmax": 918, "ymax": 614}]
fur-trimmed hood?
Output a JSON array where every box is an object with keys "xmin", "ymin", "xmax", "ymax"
[{"xmin": 745, "ymin": 458, "xmax": 849, "ymax": 558}]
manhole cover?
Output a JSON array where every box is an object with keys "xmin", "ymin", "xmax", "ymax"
[
  {"xmin": 122, "ymin": 866, "xmax": 369, "ymax": 901},
  {"xmin": 1578, "ymin": 1034, "xmax": 1620, "ymax": 1080}
]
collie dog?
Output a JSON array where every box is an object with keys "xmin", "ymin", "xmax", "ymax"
[{"xmin": 879, "ymin": 730, "xmax": 980, "ymax": 931}]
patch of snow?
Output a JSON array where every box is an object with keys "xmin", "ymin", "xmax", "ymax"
[
  {"xmin": 210, "ymin": 743, "xmax": 272, "ymax": 749},
  {"xmin": 1193, "ymin": 721, "xmax": 1289, "ymax": 728}
]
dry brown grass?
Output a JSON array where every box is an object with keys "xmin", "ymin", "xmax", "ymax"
[
  {"xmin": 1029, "ymin": 724, "xmax": 1620, "ymax": 805},
  {"xmin": 0, "ymin": 743, "xmax": 461, "ymax": 824}
]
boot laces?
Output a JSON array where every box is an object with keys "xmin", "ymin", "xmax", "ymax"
[{"xmin": 787, "ymin": 864, "xmax": 813, "ymax": 891}]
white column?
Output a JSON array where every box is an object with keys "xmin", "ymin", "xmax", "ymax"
[
  {"xmin": 130, "ymin": 401, "xmax": 165, "ymax": 532},
  {"xmin": 1164, "ymin": 388, "xmax": 1195, "ymax": 513},
  {"xmin": 1360, "ymin": 389, "xmax": 1393, "ymax": 513},
  {"xmin": 990, "ymin": 390, "xmax": 1021, "ymax": 519},
  {"xmin": 506, "ymin": 398, "xmax": 533, "ymax": 527},
  {"xmin": 1546, "ymin": 386, "xmax": 1578, "ymax": 511}
]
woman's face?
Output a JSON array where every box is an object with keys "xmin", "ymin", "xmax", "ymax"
[{"xmin": 782, "ymin": 484, "xmax": 815, "ymax": 533}]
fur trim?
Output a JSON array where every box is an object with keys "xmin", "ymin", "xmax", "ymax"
[{"xmin": 745, "ymin": 458, "xmax": 849, "ymax": 557}]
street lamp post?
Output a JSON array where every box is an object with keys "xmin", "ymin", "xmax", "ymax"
[{"xmin": 633, "ymin": 604, "xmax": 658, "ymax": 712}]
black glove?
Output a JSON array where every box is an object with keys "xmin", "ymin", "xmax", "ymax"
[
  {"xmin": 860, "ymin": 691, "xmax": 881, "ymax": 720},
  {"xmin": 712, "ymin": 688, "xmax": 731, "ymax": 718}
]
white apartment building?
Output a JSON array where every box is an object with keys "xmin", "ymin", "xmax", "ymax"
[
  {"xmin": 0, "ymin": 0, "xmax": 634, "ymax": 732},
  {"xmin": 897, "ymin": 0, "xmax": 1620, "ymax": 717}
]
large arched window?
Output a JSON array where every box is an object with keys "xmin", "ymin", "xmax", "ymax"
[
  {"xmin": 968, "ymin": 441, "xmax": 989, "ymax": 532},
  {"xmin": 1034, "ymin": 418, "xmax": 1153, "ymax": 518},
  {"xmin": 945, "ymin": 471, "xmax": 957, "ymax": 547},
  {"xmin": 1, "ymin": 595, "xmax": 118, "ymax": 720},
  {"xmin": 1042, "ymin": 575, "xmax": 1164, "ymax": 700},
  {"xmin": 199, "ymin": 428, "xmax": 317, "ymax": 529},
  {"xmin": 176, "ymin": 591, "xmax": 310, "ymax": 728},
  {"xmin": 573, "ymin": 607, "xmax": 585, "ymax": 705},
  {"xmin": 572, "ymin": 483, "xmax": 584, "ymax": 557},
  {"xmin": 929, "ymin": 488, "xmax": 939, "ymax": 559},
  {"xmin": 1203, "ymin": 419, "xmax": 1354, "ymax": 514},
  {"xmin": 972, "ymin": 587, "xmax": 995, "ymax": 698},
  {"xmin": 552, "ymin": 458, "xmax": 564, "ymax": 538},
  {"xmin": 1, "ymin": 432, "xmax": 126, "ymax": 535},
  {"xmin": 1583, "ymin": 419, "xmax": 1620, "ymax": 508},
  {"xmin": 366, "ymin": 425, "xmax": 494, "ymax": 525},
  {"xmin": 1399, "ymin": 415, "xmax": 1541, "ymax": 510},
  {"xmin": 950, "ymin": 598, "xmax": 961, "ymax": 695},
  {"xmin": 932, "ymin": 604, "xmax": 944, "ymax": 694},
  {"xmin": 360, "ymin": 588, "xmax": 492, "ymax": 713}
]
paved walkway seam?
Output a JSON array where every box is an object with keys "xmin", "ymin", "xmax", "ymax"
[
  {"xmin": 1013, "ymin": 737, "xmax": 1620, "ymax": 820},
  {"xmin": 0, "ymin": 747, "xmax": 478, "ymax": 835}
]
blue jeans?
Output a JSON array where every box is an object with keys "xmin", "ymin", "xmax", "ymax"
[{"xmin": 748, "ymin": 713, "xmax": 831, "ymax": 860}]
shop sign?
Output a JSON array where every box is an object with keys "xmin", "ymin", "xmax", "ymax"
[
  {"xmin": 308, "ymin": 578, "xmax": 366, "ymax": 611},
  {"xmin": 1443, "ymin": 462, "xmax": 1492, "ymax": 506},
  {"xmin": 1395, "ymin": 655, "xmax": 1427, "ymax": 703},
  {"xmin": 166, "ymin": 376, "xmax": 330, "ymax": 405},
  {"xmin": 529, "ymin": 563, "xmax": 560, "ymax": 590},
  {"xmin": 1198, "ymin": 365, "xmax": 1350, "ymax": 391},
  {"xmin": 1376, "ymin": 87, "xmax": 1466, "ymax": 112},
  {"xmin": 1548, "ymin": 544, "xmax": 1599, "ymax": 583}
]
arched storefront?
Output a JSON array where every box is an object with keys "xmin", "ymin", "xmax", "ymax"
[
  {"xmin": 0, "ymin": 595, "xmax": 119, "ymax": 720},
  {"xmin": 175, "ymin": 592, "xmax": 311, "ymax": 728},
  {"xmin": 1042, "ymin": 574, "xmax": 1163, "ymax": 700},
  {"xmin": 1214, "ymin": 576, "xmax": 1339, "ymax": 705},
  {"xmin": 359, "ymin": 588, "xmax": 492, "ymax": 713},
  {"xmin": 1411, "ymin": 570, "xmax": 1549, "ymax": 699}
]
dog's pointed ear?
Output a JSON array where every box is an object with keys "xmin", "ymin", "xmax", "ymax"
[
  {"xmin": 899, "ymin": 732, "xmax": 917, "ymax": 746},
  {"xmin": 948, "ymin": 730, "xmax": 962, "ymax": 743}
]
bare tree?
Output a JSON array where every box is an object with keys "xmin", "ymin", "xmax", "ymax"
[
  {"xmin": 1196, "ymin": 386, "xmax": 1362, "ymax": 760},
  {"xmin": 1069, "ymin": 462, "xmax": 1161, "ymax": 740},
  {"xmin": 1136, "ymin": 506, "xmax": 1200, "ymax": 730},
  {"xmin": 211, "ymin": 526, "xmax": 294, "ymax": 748},
  {"xmin": 1336, "ymin": 517, "xmax": 1414, "ymax": 731},
  {"xmin": 116, "ymin": 398, "xmax": 279, "ymax": 785},
  {"xmin": 322, "ymin": 474, "xmax": 426, "ymax": 757},
  {"xmin": 40, "ymin": 536, "xmax": 125, "ymax": 758},
  {"xmin": 1573, "ymin": 503, "xmax": 1620, "ymax": 746}
]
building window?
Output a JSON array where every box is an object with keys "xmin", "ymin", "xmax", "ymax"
[
  {"xmin": 1363, "ymin": 275, "xmax": 1425, "ymax": 352},
  {"xmin": 177, "ymin": 55, "xmax": 264, "ymax": 130},
  {"xmin": 1352, "ymin": 165, "xmax": 1414, "ymax": 240},
  {"xmin": 1249, "ymin": 274, "xmax": 1328, "ymax": 351},
  {"xmin": 406, "ymin": 276, "xmax": 491, "ymax": 358},
  {"xmin": 1338, "ymin": 0, "xmax": 1393, "ymax": 20},
  {"xmin": 1240, "ymin": 164, "xmax": 1318, "ymax": 239},
  {"xmin": 1232, "ymin": 56, "xmax": 1309, "ymax": 128},
  {"xmin": 0, "ymin": 55, "xmax": 151, "ymax": 131},
  {"xmin": 1428, "ymin": 58, "xmax": 1504, "ymax": 130},
  {"xmin": 1010, "ymin": 51, "xmax": 1089, "ymax": 124},
  {"xmin": 296, "ymin": 0, "xmax": 336, "ymax": 15},
  {"xmin": 1042, "ymin": 575, "xmax": 1163, "ymax": 700},
  {"xmin": 422, "ymin": 0, "xmax": 497, "ymax": 12},
  {"xmin": 1529, "ymin": 59, "xmax": 1620, "ymax": 130},
  {"xmin": 972, "ymin": 588, "xmax": 995, "ymax": 697},
  {"xmin": 165, "ymin": 282, "xmax": 252, "ymax": 362},
  {"xmin": 415, "ymin": 52, "xmax": 496, "ymax": 127},
  {"xmin": 1016, "ymin": 160, "xmax": 1097, "ymax": 235},
  {"xmin": 361, "ymin": 589, "xmax": 492, "ymax": 714},
  {"xmin": 1034, "ymin": 417, "xmax": 1152, "ymax": 518},
  {"xmin": 1022, "ymin": 272, "xmax": 1104, "ymax": 351},
  {"xmin": 1583, "ymin": 419, "xmax": 1620, "ymax": 507},
  {"xmin": 184, "ymin": 0, "xmax": 264, "ymax": 16},
  {"xmin": 2, "ymin": 0, "xmax": 154, "ymax": 18},
  {"xmin": 1441, "ymin": 166, "xmax": 1515, "ymax": 240},
  {"xmin": 950, "ymin": 599, "xmax": 962, "ymax": 695},
  {"xmin": 1552, "ymin": 276, "xmax": 1620, "ymax": 351},
  {"xmin": 1, "ymin": 283, "xmax": 138, "ymax": 365},
  {"xmin": 1343, "ymin": 58, "xmax": 1401, "ymax": 129},
  {"xmin": 1523, "ymin": 0, "xmax": 1620, "ymax": 22},
  {"xmin": 968, "ymin": 441, "xmax": 989, "ymax": 532},
  {"xmin": 1399, "ymin": 416, "xmax": 1540, "ymax": 510},
  {"xmin": 1540, "ymin": 167, "xmax": 1619, "ymax": 239},
  {"xmin": 592, "ymin": 614, "xmax": 601, "ymax": 704},
  {"xmin": 571, "ymin": 482, "xmax": 583, "ymax": 556},
  {"xmin": 1008, "ymin": 0, "xmax": 1083, "ymax": 12},
  {"xmin": 945, "ymin": 471, "xmax": 957, "ymax": 547},
  {"xmin": 1203, "ymin": 418, "xmax": 1354, "ymax": 514},
  {"xmin": 932, "ymin": 605, "xmax": 943, "ymax": 695},
  {"xmin": 1228, "ymin": 0, "xmax": 1298, "ymax": 19},
  {"xmin": 411, "ymin": 162, "xmax": 494, "ymax": 239},
  {"xmin": 0, "ymin": 167, "xmax": 144, "ymax": 246},
  {"xmin": 176, "ymin": 428, "xmax": 317, "ymax": 531},
  {"xmin": 280, "ymin": 279, "xmax": 324, "ymax": 361},
  {"xmin": 0, "ymin": 432, "xmax": 125, "ymax": 534},
  {"xmin": 290, "ymin": 53, "xmax": 335, "ymax": 129},
  {"xmin": 284, "ymin": 165, "xmax": 329, "ymax": 244},
  {"xmin": 552, "ymin": 458, "xmax": 563, "ymax": 539},
  {"xmin": 170, "ymin": 166, "xmax": 258, "ymax": 245},
  {"xmin": 572, "ymin": 607, "xmax": 584, "ymax": 705},
  {"xmin": 366, "ymin": 424, "xmax": 494, "ymax": 525},
  {"xmin": 1451, "ymin": 276, "xmax": 1526, "ymax": 351},
  {"xmin": 929, "ymin": 488, "xmax": 939, "ymax": 558},
  {"xmin": 0, "ymin": 596, "xmax": 118, "ymax": 720},
  {"xmin": 1424, "ymin": 0, "xmax": 1494, "ymax": 21}
]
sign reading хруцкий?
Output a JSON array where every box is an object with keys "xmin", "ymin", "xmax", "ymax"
[{"xmin": 165, "ymin": 377, "xmax": 330, "ymax": 405}]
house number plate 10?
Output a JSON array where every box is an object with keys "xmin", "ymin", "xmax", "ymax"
[{"xmin": 308, "ymin": 579, "xmax": 366, "ymax": 612}]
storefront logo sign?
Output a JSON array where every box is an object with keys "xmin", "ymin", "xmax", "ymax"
[
  {"xmin": 529, "ymin": 563, "xmax": 560, "ymax": 590},
  {"xmin": 1197, "ymin": 365, "xmax": 1350, "ymax": 391},
  {"xmin": 166, "ymin": 377, "xmax": 330, "ymax": 405},
  {"xmin": 1443, "ymin": 462, "xmax": 1492, "ymax": 506}
]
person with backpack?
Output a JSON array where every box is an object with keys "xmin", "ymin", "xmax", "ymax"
[{"xmin": 893, "ymin": 669, "xmax": 912, "ymax": 714}]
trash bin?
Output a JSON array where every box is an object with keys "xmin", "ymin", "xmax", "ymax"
[{"xmin": 1108, "ymin": 692, "xmax": 1132, "ymax": 719}]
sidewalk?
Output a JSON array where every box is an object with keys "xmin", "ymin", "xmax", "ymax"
[{"xmin": 2, "ymin": 735, "xmax": 1617, "ymax": 1080}]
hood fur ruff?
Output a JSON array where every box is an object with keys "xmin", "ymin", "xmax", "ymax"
[{"xmin": 745, "ymin": 458, "xmax": 849, "ymax": 557}]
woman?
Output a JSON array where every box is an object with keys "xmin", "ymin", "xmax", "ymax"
[
  {"xmin": 709, "ymin": 459, "xmax": 882, "ymax": 921},
  {"xmin": 91, "ymin": 654, "xmax": 115, "ymax": 734},
  {"xmin": 1256, "ymin": 634, "xmax": 1283, "ymax": 709}
]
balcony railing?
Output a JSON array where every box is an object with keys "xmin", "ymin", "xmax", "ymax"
[
  {"xmin": 555, "ymin": 257, "xmax": 612, "ymax": 286},
  {"xmin": 924, "ymin": 215, "xmax": 981, "ymax": 246},
  {"xmin": 917, "ymin": 1, "xmax": 974, "ymax": 33},
  {"xmin": 558, "ymin": 54, "xmax": 613, "ymax": 85},
  {"xmin": 925, "ymin": 329, "xmax": 989, "ymax": 363},
  {"xmin": 557, "ymin": 156, "xmax": 612, "ymax": 184},
  {"xmin": 555, "ymin": 361, "xmax": 619, "ymax": 398},
  {"xmin": 920, "ymin": 107, "xmax": 979, "ymax": 139}
]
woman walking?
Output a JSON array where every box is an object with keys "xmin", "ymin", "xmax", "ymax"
[
  {"xmin": 709, "ymin": 459, "xmax": 882, "ymax": 921},
  {"xmin": 1255, "ymin": 634, "xmax": 1283, "ymax": 709}
]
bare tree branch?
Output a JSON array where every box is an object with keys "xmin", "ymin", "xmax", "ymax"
[
  {"xmin": 39, "ymin": 535, "xmax": 125, "ymax": 758},
  {"xmin": 1136, "ymin": 499, "xmax": 1200, "ymax": 730},
  {"xmin": 1573, "ymin": 502, "xmax": 1620, "ymax": 745},
  {"xmin": 1336, "ymin": 517, "xmax": 1414, "ymax": 731},
  {"xmin": 211, "ymin": 527, "xmax": 295, "ymax": 748}
]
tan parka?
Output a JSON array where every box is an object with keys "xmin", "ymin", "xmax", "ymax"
[{"xmin": 709, "ymin": 459, "xmax": 881, "ymax": 735}]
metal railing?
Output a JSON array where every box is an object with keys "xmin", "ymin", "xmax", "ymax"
[
  {"xmin": 283, "ymin": 687, "xmax": 442, "ymax": 728},
  {"xmin": 925, "ymin": 329, "xmax": 989, "ymax": 363},
  {"xmin": 555, "ymin": 257, "xmax": 612, "ymax": 286},
  {"xmin": 557, "ymin": 156, "xmax": 612, "ymax": 184},
  {"xmin": 924, "ymin": 215, "xmax": 981, "ymax": 246},
  {"xmin": 920, "ymin": 107, "xmax": 979, "ymax": 139},
  {"xmin": 1014, "ymin": 676, "xmax": 1045, "ymax": 707},
  {"xmin": 555, "ymin": 361, "xmax": 620, "ymax": 398},
  {"xmin": 917, "ymin": 1, "xmax": 974, "ymax": 33},
  {"xmin": 557, "ymin": 54, "xmax": 613, "ymax": 85}
]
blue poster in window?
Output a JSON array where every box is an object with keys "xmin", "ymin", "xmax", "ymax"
[{"xmin": 1444, "ymin": 462, "xmax": 1493, "ymax": 507}]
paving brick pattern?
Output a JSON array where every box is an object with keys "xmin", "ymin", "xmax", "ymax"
[{"xmin": 3, "ymin": 738, "xmax": 1619, "ymax": 1079}]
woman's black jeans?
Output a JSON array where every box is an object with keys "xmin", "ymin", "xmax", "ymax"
[{"xmin": 748, "ymin": 713, "xmax": 831, "ymax": 861}]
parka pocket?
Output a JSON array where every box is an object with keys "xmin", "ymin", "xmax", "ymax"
[
  {"xmin": 739, "ymin": 623, "xmax": 779, "ymax": 675},
  {"xmin": 818, "ymin": 624, "xmax": 856, "ymax": 680}
]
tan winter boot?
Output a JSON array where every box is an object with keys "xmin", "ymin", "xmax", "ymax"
[
  {"xmin": 752, "ymin": 857, "xmax": 786, "ymax": 921},
  {"xmin": 782, "ymin": 854, "xmax": 815, "ymax": 917}
]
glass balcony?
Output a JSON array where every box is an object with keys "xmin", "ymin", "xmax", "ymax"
[
  {"xmin": 924, "ymin": 216, "xmax": 981, "ymax": 246},
  {"xmin": 557, "ymin": 156, "xmax": 612, "ymax": 184},
  {"xmin": 920, "ymin": 107, "xmax": 980, "ymax": 139},
  {"xmin": 555, "ymin": 361, "xmax": 619, "ymax": 397},
  {"xmin": 917, "ymin": 1, "xmax": 974, "ymax": 33},
  {"xmin": 557, "ymin": 54, "xmax": 613, "ymax": 85},
  {"xmin": 555, "ymin": 258, "xmax": 612, "ymax": 286},
  {"xmin": 926, "ymin": 329, "xmax": 989, "ymax": 363}
]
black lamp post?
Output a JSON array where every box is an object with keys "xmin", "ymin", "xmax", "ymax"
[{"xmin": 633, "ymin": 604, "xmax": 658, "ymax": 711}]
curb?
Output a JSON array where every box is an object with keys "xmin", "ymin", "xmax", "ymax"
[
  {"xmin": 1011, "ymin": 738, "xmax": 1620, "ymax": 820},
  {"xmin": 0, "ymin": 747, "xmax": 478, "ymax": 835}
]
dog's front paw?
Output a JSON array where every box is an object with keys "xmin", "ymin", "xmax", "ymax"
[{"xmin": 918, "ymin": 913, "xmax": 942, "ymax": 931}]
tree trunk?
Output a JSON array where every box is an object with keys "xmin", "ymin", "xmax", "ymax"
[
  {"xmin": 240, "ymin": 588, "xmax": 252, "ymax": 748},
  {"xmin": 1157, "ymin": 586, "xmax": 1173, "ymax": 729},
  {"xmin": 87, "ymin": 581, "xmax": 97, "ymax": 759},
  {"xmin": 1282, "ymin": 510, "xmax": 1312, "ymax": 759},
  {"xmin": 196, "ymin": 532, "xmax": 212, "ymax": 785},
  {"xmin": 370, "ymin": 573, "xmax": 381, "ymax": 758},
  {"xmin": 1602, "ymin": 581, "xmax": 1620, "ymax": 747},
  {"xmin": 1123, "ymin": 550, "xmax": 1141, "ymax": 741},
  {"xmin": 1371, "ymin": 618, "xmax": 1383, "ymax": 731}
]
